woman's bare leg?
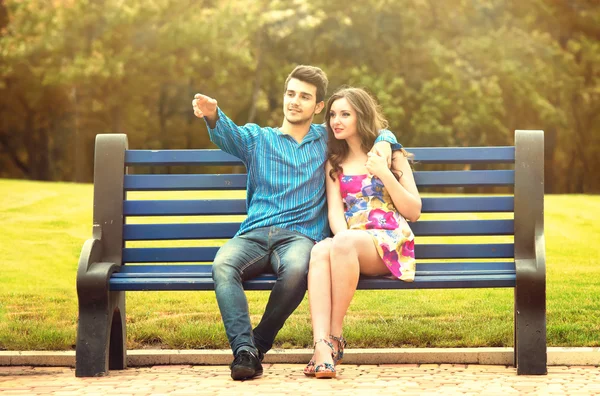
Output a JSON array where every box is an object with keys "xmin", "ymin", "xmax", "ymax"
[
  {"xmin": 307, "ymin": 239, "xmax": 335, "ymax": 367},
  {"xmin": 329, "ymin": 230, "xmax": 388, "ymax": 351}
]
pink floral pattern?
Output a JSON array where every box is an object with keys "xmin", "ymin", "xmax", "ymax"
[
  {"xmin": 340, "ymin": 175, "xmax": 367, "ymax": 199},
  {"xmin": 401, "ymin": 239, "xmax": 415, "ymax": 258},
  {"xmin": 366, "ymin": 209, "xmax": 399, "ymax": 230},
  {"xmin": 381, "ymin": 244, "xmax": 401, "ymax": 277},
  {"xmin": 340, "ymin": 173, "xmax": 416, "ymax": 281}
]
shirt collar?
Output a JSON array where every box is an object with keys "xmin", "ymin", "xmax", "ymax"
[{"xmin": 274, "ymin": 125, "xmax": 324, "ymax": 144}]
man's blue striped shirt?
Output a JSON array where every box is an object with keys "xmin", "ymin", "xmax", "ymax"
[{"xmin": 206, "ymin": 108, "xmax": 398, "ymax": 242}]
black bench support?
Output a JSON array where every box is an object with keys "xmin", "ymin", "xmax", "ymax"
[
  {"xmin": 514, "ymin": 130, "xmax": 547, "ymax": 375},
  {"xmin": 75, "ymin": 134, "xmax": 128, "ymax": 377}
]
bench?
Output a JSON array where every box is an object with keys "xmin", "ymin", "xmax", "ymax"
[{"xmin": 75, "ymin": 130, "xmax": 546, "ymax": 377}]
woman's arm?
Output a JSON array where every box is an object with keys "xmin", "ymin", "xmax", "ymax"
[
  {"xmin": 325, "ymin": 161, "xmax": 349, "ymax": 235},
  {"xmin": 368, "ymin": 151, "xmax": 422, "ymax": 222}
]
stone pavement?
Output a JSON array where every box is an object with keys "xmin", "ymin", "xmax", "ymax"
[{"xmin": 1, "ymin": 364, "xmax": 600, "ymax": 395}]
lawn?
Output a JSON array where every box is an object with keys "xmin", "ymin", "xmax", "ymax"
[{"xmin": 0, "ymin": 178, "xmax": 598, "ymax": 351}]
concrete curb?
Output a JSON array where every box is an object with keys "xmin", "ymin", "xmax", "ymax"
[{"xmin": 0, "ymin": 347, "xmax": 598, "ymax": 367}]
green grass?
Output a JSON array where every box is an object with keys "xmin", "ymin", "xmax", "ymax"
[{"xmin": 0, "ymin": 179, "xmax": 599, "ymax": 351}]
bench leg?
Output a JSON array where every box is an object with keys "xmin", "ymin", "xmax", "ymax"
[
  {"xmin": 514, "ymin": 270, "xmax": 547, "ymax": 375},
  {"xmin": 514, "ymin": 130, "xmax": 547, "ymax": 375},
  {"xmin": 76, "ymin": 291, "xmax": 126, "ymax": 377}
]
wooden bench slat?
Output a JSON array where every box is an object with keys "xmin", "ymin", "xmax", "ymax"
[
  {"xmin": 109, "ymin": 273, "xmax": 516, "ymax": 291},
  {"xmin": 123, "ymin": 170, "xmax": 514, "ymax": 191},
  {"xmin": 112, "ymin": 269, "xmax": 517, "ymax": 278},
  {"xmin": 123, "ymin": 223, "xmax": 241, "ymax": 240},
  {"xmin": 124, "ymin": 146, "xmax": 515, "ymax": 166},
  {"xmin": 122, "ymin": 244, "xmax": 514, "ymax": 263},
  {"xmin": 416, "ymin": 261, "xmax": 515, "ymax": 271},
  {"xmin": 415, "ymin": 170, "xmax": 514, "ymax": 187},
  {"xmin": 122, "ymin": 220, "xmax": 514, "ymax": 241},
  {"xmin": 123, "ymin": 196, "xmax": 515, "ymax": 216},
  {"xmin": 124, "ymin": 200, "xmax": 248, "ymax": 216},
  {"xmin": 411, "ymin": 219, "xmax": 514, "ymax": 236},
  {"xmin": 409, "ymin": 147, "xmax": 515, "ymax": 163},
  {"xmin": 416, "ymin": 243, "xmax": 514, "ymax": 258},
  {"xmin": 422, "ymin": 196, "xmax": 514, "ymax": 213},
  {"xmin": 123, "ymin": 247, "xmax": 220, "ymax": 262},
  {"xmin": 116, "ymin": 264, "xmax": 214, "ymax": 274},
  {"xmin": 125, "ymin": 149, "xmax": 244, "ymax": 166},
  {"xmin": 112, "ymin": 262, "xmax": 516, "ymax": 279},
  {"xmin": 356, "ymin": 275, "xmax": 516, "ymax": 289},
  {"xmin": 124, "ymin": 174, "xmax": 247, "ymax": 191}
]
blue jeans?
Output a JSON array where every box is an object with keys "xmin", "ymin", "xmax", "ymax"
[{"xmin": 212, "ymin": 226, "xmax": 314, "ymax": 356}]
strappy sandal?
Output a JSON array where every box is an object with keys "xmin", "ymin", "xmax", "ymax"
[
  {"xmin": 305, "ymin": 339, "xmax": 336, "ymax": 379},
  {"xmin": 303, "ymin": 358, "xmax": 316, "ymax": 376},
  {"xmin": 330, "ymin": 334, "xmax": 347, "ymax": 365}
]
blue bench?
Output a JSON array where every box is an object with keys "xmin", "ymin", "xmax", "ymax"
[{"xmin": 75, "ymin": 131, "xmax": 546, "ymax": 377}]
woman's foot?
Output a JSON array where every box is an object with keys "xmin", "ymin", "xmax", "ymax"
[
  {"xmin": 303, "ymin": 358, "xmax": 316, "ymax": 376},
  {"xmin": 304, "ymin": 339, "xmax": 334, "ymax": 376},
  {"xmin": 311, "ymin": 339, "xmax": 336, "ymax": 379},
  {"xmin": 330, "ymin": 335, "xmax": 347, "ymax": 365}
]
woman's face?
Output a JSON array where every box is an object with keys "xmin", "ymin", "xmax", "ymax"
[{"xmin": 329, "ymin": 97, "xmax": 358, "ymax": 141}]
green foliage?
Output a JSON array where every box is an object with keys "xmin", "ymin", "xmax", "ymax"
[{"xmin": 0, "ymin": 0, "xmax": 599, "ymax": 191}]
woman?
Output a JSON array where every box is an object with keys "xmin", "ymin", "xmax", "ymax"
[{"xmin": 304, "ymin": 87, "xmax": 421, "ymax": 378}]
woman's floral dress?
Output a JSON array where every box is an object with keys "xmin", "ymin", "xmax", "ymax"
[{"xmin": 339, "ymin": 173, "xmax": 416, "ymax": 282}]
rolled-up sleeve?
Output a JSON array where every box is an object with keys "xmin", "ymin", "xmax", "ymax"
[{"xmin": 205, "ymin": 108, "xmax": 260, "ymax": 162}]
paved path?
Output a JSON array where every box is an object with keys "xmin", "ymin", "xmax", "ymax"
[{"xmin": 1, "ymin": 364, "xmax": 599, "ymax": 395}]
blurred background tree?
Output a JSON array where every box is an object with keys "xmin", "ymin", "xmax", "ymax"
[{"xmin": 0, "ymin": 0, "xmax": 598, "ymax": 192}]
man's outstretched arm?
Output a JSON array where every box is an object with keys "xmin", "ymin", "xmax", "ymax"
[{"xmin": 192, "ymin": 93, "xmax": 259, "ymax": 162}]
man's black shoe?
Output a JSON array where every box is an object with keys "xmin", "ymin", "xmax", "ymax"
[{"xmin": 230, "ymin": 350, "xmax": 263, "ymax": 380}]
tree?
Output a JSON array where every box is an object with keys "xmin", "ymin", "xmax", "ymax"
[{"xmin": 0, "ymin": 0, "xmax": 598, "ymax": 191}]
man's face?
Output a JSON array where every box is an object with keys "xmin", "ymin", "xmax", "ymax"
[{"xmin": 283, "ymin": 78, "xmax": 323, "ymax": 125}]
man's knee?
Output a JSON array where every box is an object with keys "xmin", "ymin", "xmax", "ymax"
[
  {"xmin": 276, "ymin": 238, "xmax": 312, "ymax": 274},
  {"xmin": 282, "ymin": 257, "xmax": 309, "ymax": 280},
  {"xmin": 212, "ymin": 255, "xmax": 241, "ymax": 284},
  {"xmin": 277, "ymin": 252, "xmax": 309, "ymax": 285}
]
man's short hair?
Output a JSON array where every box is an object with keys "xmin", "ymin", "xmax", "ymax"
[{"xmin": 284, "ymin": 65, "xmax": 328, "ymax": 103}]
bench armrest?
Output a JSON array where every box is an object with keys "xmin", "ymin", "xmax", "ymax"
[
  {"xmin": 77, "ymin": 134, "xmax": 128, "ymax": 303},
  {"xmin": 76, "ymin": 236, "xmax": 121, "ymax": 304},
  {"xmin": 514, "ymin": 129, "xmax": 546, "ymax": 278}
]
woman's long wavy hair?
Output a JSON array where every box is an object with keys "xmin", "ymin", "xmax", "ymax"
[{"xmin": 325, "ymin": 87, "xmax": 410, "ymax": 181}]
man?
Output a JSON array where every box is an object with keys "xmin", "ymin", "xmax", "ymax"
[{"xmin": 192, "ymin": 65, "xmax": 398, "ymax": 380}]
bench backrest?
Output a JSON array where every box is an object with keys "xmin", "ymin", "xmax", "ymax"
[
  {"xmin": 92, "ymin": 131, "xmax": 544, "ymax": 289},
  {"xmin": 120, "ymin": 147, "xmax": 515, "ymax": 263}
]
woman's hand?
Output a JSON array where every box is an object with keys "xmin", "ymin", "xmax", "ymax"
[
  {"xmin": 370, "ymin": 141, "xmax": 392, "ymax": 168},
  {"xmin": 366, "ymin": 152, "xmax": 392, "ymax": 179}
]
